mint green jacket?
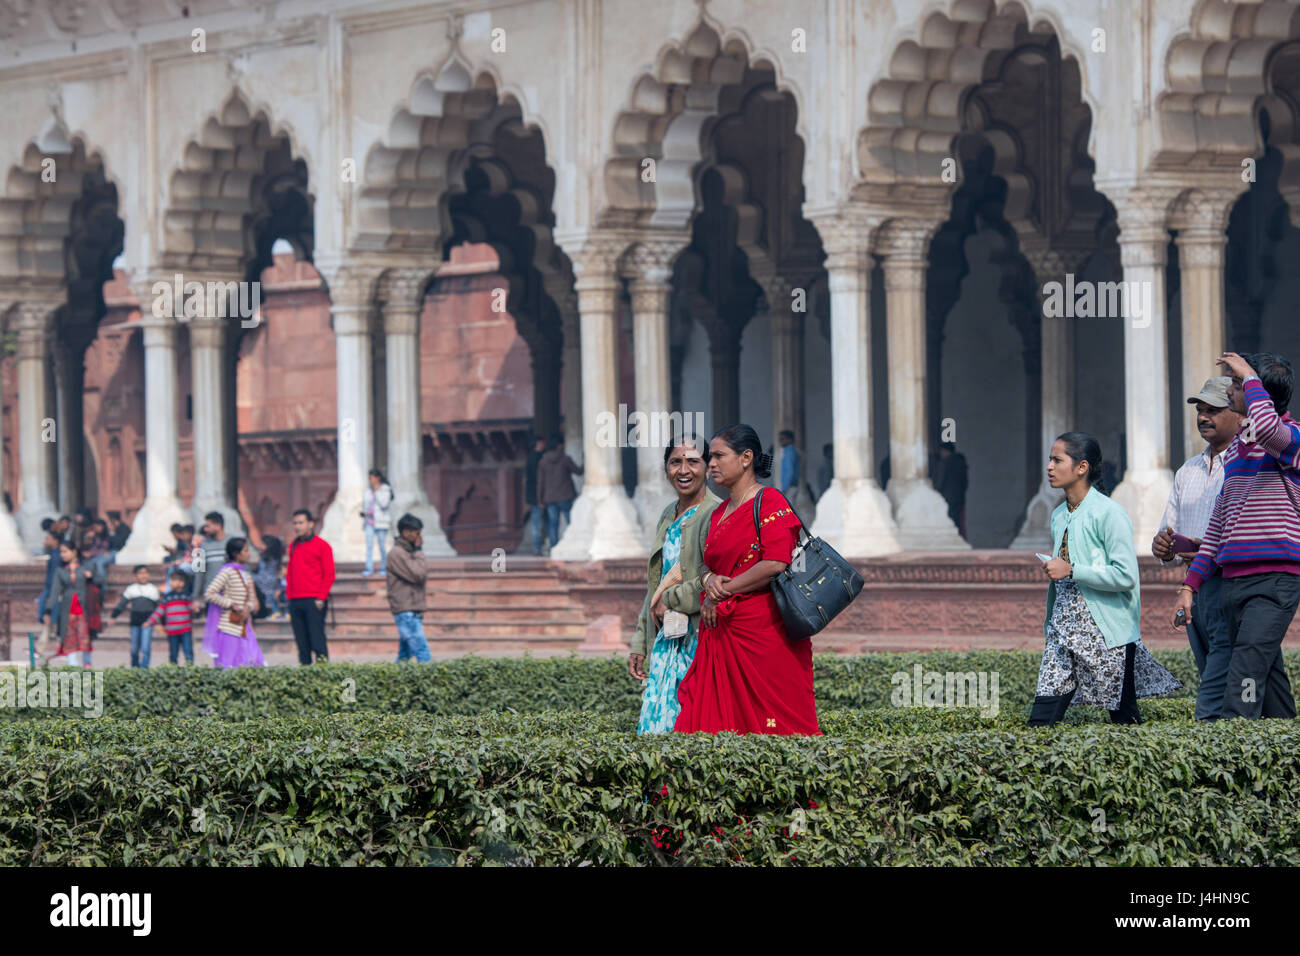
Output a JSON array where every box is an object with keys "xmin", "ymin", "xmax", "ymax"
[
  {"xmin": 1046, "ymin": 486, "xmax": 1141, "ymax": 649},
  {"xmin": 632, "ymin": 491, "xmax": 723, "ymax": 658}
]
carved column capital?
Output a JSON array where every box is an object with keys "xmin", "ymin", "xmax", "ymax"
[
  {"xmin": 379, "ymin": 267, "xmax": 430, "ymax": 335},
  {"xmin": 620, "ymin": 235, "xmax": 685, "ymax": 288},
  {"xmin": 1111, "ymin": 187, "xmax": 1180, "ymax": 268},
  {"xmin": 806, "ymin": 204, "xmax": 879, "ymax": 275},
  {"xmin": 558, "ymin": 231, "xmax": 626, "ymax": 311}
]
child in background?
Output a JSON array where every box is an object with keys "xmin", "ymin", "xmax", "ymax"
[
  {"xmin": 110, "ymin": 565, "xmax": 161, "ymax": 668},
  {"xmin": 145, "ymin": 570, "xmax": 197, "ymax": 666},
  {"xmin": 253, "ymin": 535, "xmax": 287, "ymax": 620}
]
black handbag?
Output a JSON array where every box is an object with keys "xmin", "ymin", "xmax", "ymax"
[{"xmin": 752, "ymin": 488, "xmax": 864, "ymax": 640}]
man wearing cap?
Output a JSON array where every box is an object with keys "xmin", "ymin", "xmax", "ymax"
[{"xmin": 1152, "ymin": 376, "xmax": 1241, "ymax": 720}]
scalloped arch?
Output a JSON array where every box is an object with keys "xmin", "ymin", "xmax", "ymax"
[
  {"xmin": 602, "ymin": 16, "xmax": 810, "ymax": 229},
  {"xmin": 0, "ymin": 130, "xmax": 121, "ymax": 281},
  {"xmin": 1157, "ymin": 0, "xmax": 1300, "ymax": 167},
  {"xmin": 857, "ymin": 0, "xmax": 1098, "ymax": 193},
  {"xmin": 159, "ymin": 88, "xmax": 313, "ymax": 270}
]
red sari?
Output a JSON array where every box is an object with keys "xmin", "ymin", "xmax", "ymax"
[{"xmin": 674, "ymin": 488, "xmax": 820, "ymax": 735}]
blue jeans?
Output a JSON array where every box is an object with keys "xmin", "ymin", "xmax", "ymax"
[
  {"xmin": 544, "ymin": 501, "xmax": 572, "ymax": 549},
  {"xmin": 1188, "ymin": 572, "xmax": 1234, "ymax": 720},
  {"xmin": 394, "ymin": 611, "xmax": 432, "ymax": 662},
  {"xmin": 129, "ymin": 624, "xmax": 153, "ymax": 668},
  {"xmin": 529, "ymin": 504, "xmax": 545, "ymax": 553},
  {"xmin": 168, "ymin": 630, "xmax": 195, "ymax": 665},
  {"xmin": 364, "ymin": 524, "xmax": 387, "ymax": 575}
]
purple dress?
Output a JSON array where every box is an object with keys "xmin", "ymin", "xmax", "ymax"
[{"xmin": 203, "ymin": 562, "xmax": 267, "ymax": 668}]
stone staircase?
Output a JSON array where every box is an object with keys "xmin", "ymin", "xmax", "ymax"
[{"xmin": 3, "ymin": 558, "xmax": 604, "ymax": 661}]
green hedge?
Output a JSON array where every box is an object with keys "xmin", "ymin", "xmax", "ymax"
[
  {"xmin": 2, "ymin": 708, "xmax": 1296, "ymax": 866},
  {"xmin": 1, "ymin": 650, "xmax": 1261, "ymax": 721}
]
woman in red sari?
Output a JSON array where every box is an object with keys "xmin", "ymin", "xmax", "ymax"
[{"xmin": 674, "ymin": 424, "xmax": 820, "ymax": 735}]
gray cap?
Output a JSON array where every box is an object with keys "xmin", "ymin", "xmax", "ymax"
[{"xmin": 1187, "ymin": 376, "xmax": 1232, "ymax": 408}]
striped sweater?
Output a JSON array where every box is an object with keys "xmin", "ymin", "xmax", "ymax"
[
  {"xmin": 143, "ymin": 589, "xmax": 194, "ymax": 636},
  {"xmin": 1184, "ymin": 378, "xmax": 1300, "ymax": 591}
]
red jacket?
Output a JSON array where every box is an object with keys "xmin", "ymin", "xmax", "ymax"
[{"xmin": 286, "ymin": 534, "xmax": 336, "ymax": 600}]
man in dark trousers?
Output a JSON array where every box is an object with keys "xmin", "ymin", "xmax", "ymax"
[
  {"xmin": 286, "ymin": 508, "xmax": 335, "ymax": 664},
  {"xmin": 934, "ymin": 441, "xmax": 969, "ymax": 539},
  {"xmin": 537, "ymin": 432, "xmax": 583, "ymax": 550},
  {"xmin": 524, "ymin": 434, "xmax": 547, "ymax": 555}
]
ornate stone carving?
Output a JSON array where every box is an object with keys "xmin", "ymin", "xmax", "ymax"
[
  {"xmin": 619, "ymin": 236, "xmax": 685, "ymax": 286},
  {"xmin": 1111, "ymin": 188, "xmax": 1180, "ymax": 268}
]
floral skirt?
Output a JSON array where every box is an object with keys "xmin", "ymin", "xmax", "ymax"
[
  {"xmin": 1036, "ymin": 579, "xmax": 1181, "ymax": 708},
  {"xmin": 637, "ymin": 622, "xmax": 698, "ymax": 734}
]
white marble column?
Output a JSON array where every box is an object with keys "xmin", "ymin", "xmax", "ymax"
[
  {"xmin": 1110, "ymin": 191, "xmax": 1176, "ymax": 550},
  {"xmin": 1010, "ymin": 247, "xmax": 1088, "ymax": 550},
  {"xmin": 806, "ymin": 210, "xmax": 901, "ymax": 556},
  {"xmin": 318, "ymin": 262, "xmax": 379, "ymax": 561},
  {"xmin": 117, "ymin": 298, "xmax": 188, "ymax": 564},
  {"xmin": 381, "ymin": 268, "xmax": 454, "ymax": 556},
  {"xmin": 13, "ymin": 299, "xmax": 61, "ymax": 552},
  {"xmin": 0, "ymin": 303, "xmax": 28, "ymax": 561},
  {"xmin": 877, "ymin": 219, "xmax": 968, "ymax": 550},
  {"xmin": 1172, "ymin": 194, "xmax": 1233, "ymax": 461},
  {"xmin": 550, "ymin": 234, "xmax": 646, "ymax": 560},
  {"xmin": 623, "ymin": 239, "xmax": 682, "ymax": 543},
  {"xmin": 187, "ymin": 315, "xmax": 243, "ymax": 534}
]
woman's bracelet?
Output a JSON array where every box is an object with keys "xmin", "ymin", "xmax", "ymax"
[
  {"xmin": 702, "ymin": 571, "xmax": 713, "ymax": 588},
  {"xmin": 1178, "ymin": 584, "xmax": 1194, "ymax": 594}
]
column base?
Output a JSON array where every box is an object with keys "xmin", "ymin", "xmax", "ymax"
[
  {"xmin": 191, "ymin": 499, "xmax": 247, "ymax": 538},
  {"xmin": 1009, "ymin": 482, "xmax": 1060, "ymax": 551},
  {"xmin": 320, "ymin": 486, "xmax": 367, "ymax": 562},
  {"xmin": 1110, "ymin": 468, "xmax": 1174, "ymax": 552},
  {"xmin": 550, "ymin": 484, "xmax": 647, "ymax": 561},
  {"xmin": 0, "ymin": 508, "xmax": 30, "ymax": 562},
  {"xmin": 886, "ymin": 478, "xmax": 969, "ymax": 551},
  {"xmin": 116, "ymin": 496, "xmax": 190, "ymax": 566},
  {"xmin": 390, "ymin": 494, "xmax": 456, "ymax": 557},
  {"xmin": 17, "ymin": 498, "xmax": 59, "ymax": 555},
  {"xmin": 632, "ymin": 482, "xmax": 673, "ymax": 551},
  {"xmin": 809, "ymin": 478, "xmax": 901, "ymax": 557}
]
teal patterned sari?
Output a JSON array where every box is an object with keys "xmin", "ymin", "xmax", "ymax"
[{"xmin": 636, "ymin": 504, "xmax": 700, "ymax": 734}]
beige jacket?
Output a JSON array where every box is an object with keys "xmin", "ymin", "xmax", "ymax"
[{"xmin": 205, "ymin": 565, "xmax": 259, "ymax": 637}]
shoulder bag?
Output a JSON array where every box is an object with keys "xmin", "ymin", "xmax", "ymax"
[{"xmin": 752, "ymin": 487, "xmax": 864, "ymax": 640}]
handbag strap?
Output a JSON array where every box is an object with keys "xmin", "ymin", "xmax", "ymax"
[{"xmin": 751, "ymin": 487, "xmax": 811, "ymax": 553}]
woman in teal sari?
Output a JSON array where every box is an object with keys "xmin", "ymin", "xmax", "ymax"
[{"xmin": 631, "ymin": 435, "xmax": 722, "ymax": 733}]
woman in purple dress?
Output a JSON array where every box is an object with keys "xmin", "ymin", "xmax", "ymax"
[{"xmin": 203, "ymin": 537, "xmax": 267, "ymax": 668}]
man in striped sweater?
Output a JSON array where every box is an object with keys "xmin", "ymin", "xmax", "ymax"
[{"xmin": 1174, "ymin": 351, "xmax": 1300, "ymax": 719}]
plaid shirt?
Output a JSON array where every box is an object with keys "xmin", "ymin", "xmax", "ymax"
[{"xmin": 1159, "ymin": 444, "xmax": 1229, "ymax": 559}]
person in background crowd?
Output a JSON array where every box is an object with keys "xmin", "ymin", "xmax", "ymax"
[
  {"xmin": 1030, "ymin": 432, "xmax": 1181, "ymax": 726},
  {"xmin": 630, "ymin": 434, "xmax": 722, "ymax": 733},
  {"xmin": 106, "ymin": 511, "xmax": 131, "ymax": 553},
  {"xmin": 933, "ymin": 441, "xmax": 969, "ymax": 540},
  {"xmin": 677, "ymin": 424, "xmax": 820, "ymax": 736},
  {"xmin": 524, "ymin": 434, "xmax": 547, "ymax": 555},
  {"xmin": 777, "ymin": 430, "xmax": 801, "ymax": 495},
  {"xmin": 538, "ymin": 432, "xmax": 583, "ymax": 550},
  {"xmin": 166, "ymin": 523, "xmax": 197, "ymax": 597},
  {"xmin": 286, "ymin": 508, "xmax": 335, "ymax": 664},
  {"xmin": 37, "ymin": 522, "xmax": 63, "ymax": 650},
  {"xmin": 110, "ymin": 564, "xmax": 161, "ymax": 668},
  {"xmin": 387, "ymin": 513, "xmax": 432, "ymax": 663},
  {"xmin": 83, "ymin": 520, "xmax": 112, "ymax": 578},
  {"xmin": 815, "ymin": 443, "xmax": 834, "ymax": 501},
  {"xmin": 362, "ymin": 468, "xmax": 394, "ymax": 577},
  {"xmin": 1152, "ymin": 376, "xmax": 1241, "ymax": 720},
  {"xmin": 1174, "ymin": 352, "xmax": 1300, "ymax": 720},
  {"xmin": 203, "ymin": 537, "xmax": 266, "ymax": 669},
  {"xmin": 253, "ymin": 535, "xmax": 287, "ymax": 620},
  {"xmin": 192, "ymin": 512, "xmax": 228, "ymax": 611},
  {"xmin": 145, "ymin": 570, "xmax": 196, "ymax": 666},
  {"xmin": 46, "ymin": 541, "xmax": 104, "ymax": 669}
]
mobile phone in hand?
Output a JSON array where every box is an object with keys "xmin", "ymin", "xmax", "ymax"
[
  {"xmin": 1170, "ymin": 533, "xmax": 1198, "ymax": 555},
  {"xmin": 1034, "ymin": 553, "xmax": 1052, "ymax": 563}
]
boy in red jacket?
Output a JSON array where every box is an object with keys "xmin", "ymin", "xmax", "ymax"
[{"xmin": 286, "ymin": 508, "xmax": 335, "ymax": 664}]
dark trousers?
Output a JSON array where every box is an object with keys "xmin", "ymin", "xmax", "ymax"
[
  {"xmin": 1028, "ymin": 642, "xmax": 1141, "ymax": 726},
  {"xmin": 1188, "ymin": 572, "xmax": 1235, "ymax": 720},
  {"xmin": 168, "ymin": 630, "xmax": 195, "ymax": 665},
  {"xmin": 289, "ymin": 597, "xmax": 329, "ymax": 665},
  {"xmin": 1220, "ymin": 572, "xmax": 1299, "ymax": 719}
]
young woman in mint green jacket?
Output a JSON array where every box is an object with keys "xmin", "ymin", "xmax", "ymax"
[{"xmin": 1030, "ymin": 432, "xmax": 1181, "ymax": 725}]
